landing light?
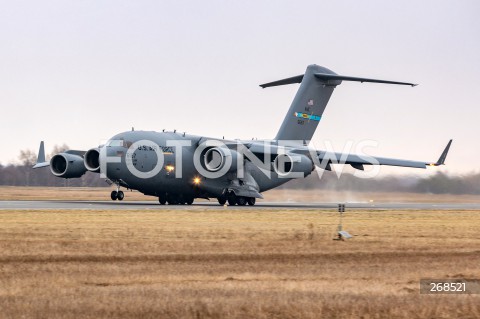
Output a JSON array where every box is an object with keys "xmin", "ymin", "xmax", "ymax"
[
  {"xmin": 193, "ymin": 177, "xmax": 201, "ymax": 185},
  {"xmin": 165, "ymin": 165, "xmax": 175, "ymax": 172}
]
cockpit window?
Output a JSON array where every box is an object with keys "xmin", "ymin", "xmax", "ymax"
[
  {"xmin": 106, "ymin": 138, "xmax": 133, "ymax": 148},
  {"xmin": 107, "ymin": 139, "xmax": 125, "ymax": 147}
]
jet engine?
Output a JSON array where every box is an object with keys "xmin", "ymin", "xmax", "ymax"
[
  {"xmin": 50, "ymin": 153, "xmax": 87, "ymax": 178},
  {"xmin": 84, "ymin": 148, "xmax": 100, "ymax": 172},
  {"xmin": 273, "ymin": 153, "xmax": 314, "ymax": 178},
  {"xmin": 203, "ymin": 147, "xmax": 240, "ymax": 173}
]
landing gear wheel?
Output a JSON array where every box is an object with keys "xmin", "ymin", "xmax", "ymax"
[
  {"xmin": 177, "ymin": 195, "xmax": 185, "ymax": 205},
  {"xmin": 236, "ymin": 196, "xmax": 247, "ymax": 206},
  {"xmin": 117, "ymin": 191, "xmax": 124, "ymax": 201},
  {"xmin": 167, "ymin": 199, "xmax": 178, "ymax": 205},
  {"xmin": 227, "ymin": 195, "xmax": 237, "ymax": 206},
  {"xmin": 247, "ymin": 197, "xmax": 256, "ymax": 206},
  {"xmin": 217, "ymin": 197, "xmax": 226, "ymax": 205},
  {"xmin": 110, "ymin": 191, "xmax": 118, "ymax": 201},
  {"xmin": 167, "ymin": 194, "xmax": 178, "ymax": 205},
  {"xmin": 186, "ymin": 197, "xmax": 194, "ymax": 205},
  {"xmin": 158, "ymin": 194, "xmax": 167, "ymax": 205}
]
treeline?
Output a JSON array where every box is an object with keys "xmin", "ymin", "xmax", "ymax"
[
  {"xmin": 0, "ymin": 164, "xmax": 108, "ymax": 187},
  {"xmin": 1, "ymin": 148, "xmax": 479, "ymax": 194},
  {"xmin": 0, "ymin": 146, "xmax": 107, "ymax": 187},
  {"xmin": 280, "ymin": 170, "xmax": 480, "ymax": 195},
  {"xmin": 1, "ymin": 162, "xmax": 479, "ymax": 194}
]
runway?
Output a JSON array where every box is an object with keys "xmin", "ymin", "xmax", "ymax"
[{"xmin": 1, "ymin": 200, "xmax": 480, "ymax": 210}]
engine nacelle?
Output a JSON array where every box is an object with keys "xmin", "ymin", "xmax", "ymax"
[
  {"xmin": 273, "ymin": 153, "xmax": 314, "ymax": 178},
  {"xmin": 50, "ymin": 153, "xmax": 87, "ymax": 178},
  {"xmin": 84, "ymin": 148, "xmax": 100, "ymax": 172},
  {"xmin": 203, "ymin": 147, "xmax": 240, "ymax": 173}
]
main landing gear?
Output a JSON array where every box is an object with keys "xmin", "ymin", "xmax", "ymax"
[
  {"xmin": 158, "ymin": 193, "xmax": 194, "ymax": 205},
  {"xmin": 218, "ymin": 192, "xmax": 256, "ymax": 206}
]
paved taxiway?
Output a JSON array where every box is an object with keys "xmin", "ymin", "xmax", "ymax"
[{"xmin": 1, "ymin": 200, "xmax": 480, "ymax": 210}]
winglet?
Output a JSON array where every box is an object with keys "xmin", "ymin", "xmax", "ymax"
[
  {"xmin": 32, "ymin": 141, "xmax": 50, "ymax": 169},
  {"xmin": 428, "ymin": 139, "xmax": 452, "ymax": 167}
]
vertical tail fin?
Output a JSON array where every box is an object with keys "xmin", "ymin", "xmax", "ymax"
[
  {"xmin": 262, "ymin": 65, "xmax": 337, "ymax": 144},
  {"xmin": 260, "ymin": 64, "xmax": 417, "ymax": 145}
]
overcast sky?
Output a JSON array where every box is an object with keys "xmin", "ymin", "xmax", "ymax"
[{"xmin": 1, "ymin": 0, "xmax": 479, "ymax": 176}]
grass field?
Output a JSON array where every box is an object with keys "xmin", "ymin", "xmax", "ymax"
[{"xmin": 0, "ymin": 204, "xmax": 479, "ymax": 318}]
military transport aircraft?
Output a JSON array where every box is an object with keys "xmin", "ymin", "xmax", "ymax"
[{"xmin": 33, "ymin": 64, "xmax": 452, "ymax": 206}]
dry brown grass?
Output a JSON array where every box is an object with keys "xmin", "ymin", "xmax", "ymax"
[
  {"xmin": 0, "ymin": 207, "xmax": 479, "ymax": 318},
  {"xmin": 1, "ymin": 186, "xmax": 480, "ymax": 203},
  {"xmin": 0, "ymin": 186, "xmax": 154, "ymax": 201}
]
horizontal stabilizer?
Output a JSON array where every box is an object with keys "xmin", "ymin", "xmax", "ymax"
[
  {"xmin": 314, "ymin": 73, "xmax": 417, "ymax": 87},
  {"xmin": 259, "ymin": 74, "xmax": 304, "ymax": 88},
  {"xmin": 259, "ymin": 71, "xmax": 416, "ymax": 88}
]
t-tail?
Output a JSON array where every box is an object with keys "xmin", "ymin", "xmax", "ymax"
[{"xmin": 260, "ymin": 64, "xmax": 417, "ymax": 145}]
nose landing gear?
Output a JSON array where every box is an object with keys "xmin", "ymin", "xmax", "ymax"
[{"xmin": 110, "ymin": 190, "xmax": 124, "ymax": 200}]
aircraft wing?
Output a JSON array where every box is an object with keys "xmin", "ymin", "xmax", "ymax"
[
  {"xmin": 32, "ymin": 141, "xmax": 86, "ymax": 169},
  {"xmin": 315, "ymin": 140, "xmax": 452, "ymax": 170}
]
